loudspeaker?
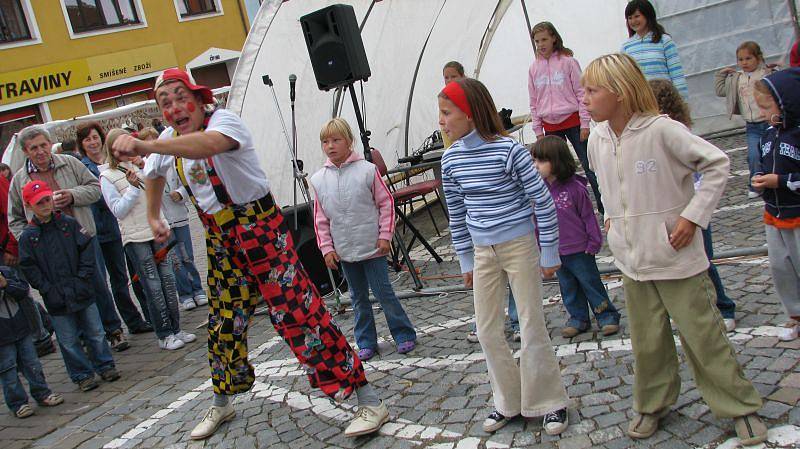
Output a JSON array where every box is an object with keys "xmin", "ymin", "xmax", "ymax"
[
  {"xmin": 281, "ymin": 202, "xmax": 346, "ymax": 296},
  {"xmin": 300, "ymin": 4, "xmax": 371, "ymax": 91}
]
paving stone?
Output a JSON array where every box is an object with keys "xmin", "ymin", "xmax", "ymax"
[
  {"xmin": 556, "ymin": 434, "xmax": 593, "ymax": 449},
  {"xmin": 758, "ymin": 400, "xmax": 792, "ymax": 419}
]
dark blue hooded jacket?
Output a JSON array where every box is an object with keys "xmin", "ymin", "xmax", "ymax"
[{"xmin": 755, "ymin": 68, "xmax": 800, "ymax": 219}]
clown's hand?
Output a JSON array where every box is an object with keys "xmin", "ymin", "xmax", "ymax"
[{"xmin": 112, "ymin": 134, "xmax": 144, "ymax": 159}]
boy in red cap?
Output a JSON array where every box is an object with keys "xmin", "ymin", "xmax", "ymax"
[
  {"xmin": 113, "ymin": 68, "xmax": 388, "ymax": 440},
  {"xmin": 18, "ymin": 180, "xmax": 120, "ymax": 393}
]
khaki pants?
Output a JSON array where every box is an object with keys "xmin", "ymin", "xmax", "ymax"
[
  {"xmin": 623, "ymin": 272, "xmax": 762, "ymax": 418},
  {"xmin": 474, "ymin": 234, "xmax": 570, "ymax": 417}
]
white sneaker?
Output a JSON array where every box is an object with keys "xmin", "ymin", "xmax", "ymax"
[
  {"xmin": 175, "ymin": 331, "xmax": 197, "ymax": 343},
  {"xmin": 466, "ymin": 331, "xmax": 479, "ymax": 343},
  {"xmin": 190, "ymin": 404, "xmax": 235, "ymax": 440},
  {"xmin": 779, "ymin": 323, "xmax": 799, "ymax": 342},
  {"xmin": 747, "ymin": 190, "xmax": 760, "ymax": 199},
  {"xmin": 724, "ymin": 319, "xmax": 736, "ymax": 333},
  {"xmin": 344, "ymin": 401, "xmax": 389, "ymax": 437},
  {"xmin": 194, "ymin": 293, "xmax": 208, "ymax": 306},
  {"xmin": 159, "ymin": 334, "xmax": 185, "ymax": 350},
  {"xmin": 180, "ymin": 298, "xmax": 197, "ymax": 311}
]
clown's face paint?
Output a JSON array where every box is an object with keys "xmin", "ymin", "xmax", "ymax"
[{"xmin": 155, "ymin": 81, "xmax": 205, "ymax": 135}]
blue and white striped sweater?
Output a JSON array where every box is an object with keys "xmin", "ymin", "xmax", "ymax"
[
  {"xmin": 441, "ymin": 130, "xmax": 559, "ymax": 273},
  {"xmin": 621, "ymin": 33, "xmax": 688, "ymax": 99}
]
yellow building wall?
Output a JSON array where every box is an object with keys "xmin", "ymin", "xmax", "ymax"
[
  {"xmin": 48, "ymin": 95, "xmax": 89, "ymax": 120},
  {"xmin": 1, "ymin": 0, "xmax": 248, "ymax": 117}
]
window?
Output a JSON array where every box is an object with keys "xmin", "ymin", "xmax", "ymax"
[
  {"xmin": 88, "ymin": 78, "xmax": 154, "ymax": 113},
  {"xmin": 178, "ymin": 0, "xmax": 217, "ymax": 17},
  {"xmin": 0, "ymin": 0, "xmax": 31, "ymax": 43},
  {"xmin": 64, "ymin": 0, "xmax": 140, "ymax": 34},
  {"xmin": 1, "ymin": 104, "xmax": 43, "ymax": 157}
]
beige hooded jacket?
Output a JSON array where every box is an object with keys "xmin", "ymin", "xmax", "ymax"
[{"xmin": 587, "ymin": 114, "xmax": 729, "ymax": 281}]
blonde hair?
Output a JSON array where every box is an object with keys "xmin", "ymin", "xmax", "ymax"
[
  {"xmin": 582, "ymin": 53, "xmax": 660, "ymax": 117},
  {"xmin": 319, "ymin": 118, "xmax": 354, "ymax": 145},
  {"xmin": 137, "ymin": 127, "xmax": 159, "ymax": 141},
  {"xmin": 103, "ymin": 128, "xmax": 130, "ymax": 169}
]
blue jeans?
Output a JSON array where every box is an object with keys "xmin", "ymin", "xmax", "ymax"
[
  {"xmin": 746, "ymin": 121, "xmax": 769, "ymax": 192},
  {"xmin": 50, "ymin": 304, "xmax": 115, "ymax": 383},
  {"xmin": 95, "ymin": 237, "xmax": 148, "ymax": 330},
  {"xmin": 549, "ymin": 126, "xmax": 604, "ymax": 215},
  {"xmin": 171, "ymin": 225, "xmax": 204, "ymax": 300},
  {"xmin": 341, "ymin": 256, "xmax": 416, "ymax": 350},
  {"xmin": 91, "ymin": 238, "xmax": 123, "ymax": 337},
  {"xmin": 124, "ymin": 241, "xmax": 181, "ymax": 339},
  {"xmin": 557, "ymin": 252, "xmax": 620, "ymax": 329},
  {"xmin": 702, "ymin": 226, "xmax": 735, "ymax": 319},
  {"xmin": 0, "ymin": 335, "xmax": 51, "ymax": 412}
]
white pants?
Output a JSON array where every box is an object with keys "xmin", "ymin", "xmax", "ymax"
[
  {"xmin": 766, "ymin": 224, "xmax": 800, "ymax": 318},
  {"xmin": 473, "ymin": 234, "xmax": 570, "ymax": 417}
]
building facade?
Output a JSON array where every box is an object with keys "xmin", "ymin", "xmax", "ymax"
[{"xmin": 0, "ymin": 0, "xmax": 250, "ymax": 151}]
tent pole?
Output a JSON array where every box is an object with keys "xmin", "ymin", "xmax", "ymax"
[{"xmin": 520, "ymin": 0, "xmax": 534, "ymax": 51}]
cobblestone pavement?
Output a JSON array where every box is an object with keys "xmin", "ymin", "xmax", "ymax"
[{"xmin": 2, "ymin": 133, "xmax": 799, "ymax": 449}]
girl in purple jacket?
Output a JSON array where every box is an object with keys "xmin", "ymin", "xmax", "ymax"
[{"xmin": 531, "ymin": 136, "xmax": 620, "ymax": 338}]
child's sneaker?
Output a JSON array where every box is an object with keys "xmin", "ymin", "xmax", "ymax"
[
  {"xmin": 175, "ymin": 331, "xmax": 197, "ymax": 343},
  {"xmin": 483, "ymin": 410, "xmax": 512, "ymax": 432},
  {"xmin": 358, "ymin": 348, "xmax": 376, "ymax": 361},
  {"xmin": 397, "ymin": 341, "xmax": 415, "ymax": 354},
  {"xmin": 38, "ymin": 393, "xmax": 63, "ymax": 406},
  {"xmin": 78, "ymin": 377, "xmax": 98, "ymax": 392},
  {"xmin": 561, "ymin": 326, "xmax": 587, "ymax": 338},
  {"xmin": 512, "ymin": 330, "xmax": 521, "ymax": 342},
  {"xmin": 779, "ymin": 321, "xmax": 799, "ymax": 341},
  {"xmin": 723, "ymin": 318, "xmax": 736, "ymax": 333},
  {"xmin": 108, "ymin": 330, "xmax": 130, "ymax": 352},
  {"xmin": 466, "ymin": 331, "xmax": 479, "ymax": 343},
  {"xmin": 159, "ymin": 334, "xmax": 186, "ymax": 350},
  {"xmin": 601, "ymin": 324, "xmax": 620, "ymax": 336},
  {"xmin": 100, "ymin": 368, "xmax": 120, "ymax": 382},
  {"xmin": 180, "ymin": 297, "xmax": 197, "ymax": 311},
  {"xmin": 543, "ymin": 408, "xmax": 568, "ymax": 435},
  {"xmin": 14, "ymin": 404, "xmax": 34, "ymax": 418},
  {"xmin": 194, "ymin": 293, "xmax": 209, "ymax": 306}
]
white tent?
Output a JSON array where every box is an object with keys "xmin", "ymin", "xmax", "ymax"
[{"xmin": 227, "ymin": 0, "xmax": 798, "ymax": 206}]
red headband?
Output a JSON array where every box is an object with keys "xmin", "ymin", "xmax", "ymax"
[{"xmin": 441, "ymin": 81, "xmax": 472, "ymax": 118}]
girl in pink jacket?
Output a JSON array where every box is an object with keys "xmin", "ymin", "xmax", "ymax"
[{"xmin": 528, "ymin": 21, "xmax": 603, "ymax": 214}]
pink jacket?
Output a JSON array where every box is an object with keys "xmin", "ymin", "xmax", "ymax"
[
  {"xmin": 527, "ymin": 52, "xmax": 590, "ymax": 136},
  {"xmin": 310, "ymin": 151, "xmax": 395, "ymax": 261}
]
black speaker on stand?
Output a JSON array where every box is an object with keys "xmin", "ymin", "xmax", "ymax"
[{"xmin": 300, "ymin": 4, "xmax": 371, "ymax": 91}]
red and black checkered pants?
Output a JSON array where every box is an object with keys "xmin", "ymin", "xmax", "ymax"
[{"xmin": 200, "ymin": 201, "xmax": 367, "ymax": 397}]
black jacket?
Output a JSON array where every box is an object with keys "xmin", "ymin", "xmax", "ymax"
[
  {"xmin": 755, "ymin": 68, "xmax": 800, "ymax": 219},
  {"xmin": 18, "ymin": 213, "xmax": 96, "ymax": 316},
  {"xmin": 0, "ymin": 266, "xmax": 31, "ymax": 346}
]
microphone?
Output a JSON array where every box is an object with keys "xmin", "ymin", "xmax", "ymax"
[{"xmin": 289, "ymin": 74, "xmax": 297, "ymax": 102}]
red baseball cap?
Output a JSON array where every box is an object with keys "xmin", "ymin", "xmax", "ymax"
[
  {"xmin": 22, "ymin": 180, "xmax": 53, "ymax": 205},
  {"xmin": 154, "ymin": 68, "xmax": 214, "ymax": 104}
]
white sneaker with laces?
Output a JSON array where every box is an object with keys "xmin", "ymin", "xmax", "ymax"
[
  {"xmin": 190, "ymin": 404, "xmax": 235, "ymax": 440},
  {"xmin": 344, "ymin": 401, "xmax": 389, "ymax": 437},
  {"xmin": 723, "ymin": 319, "xmax": 736, "ymax": 333},
  {"xmin": 466, "ymin": 331, "xmax": 479, "ymax": 343},
  {"xmin": 159, "ymin": 334, "xmax": 185, "ymax": 350},
  {"xmin": 180, "ymin": 297, "xmax": 197, "ymax": 311},
  {"xmin": 175, "ymin": 331, "xmax": 197, "ymax": 343},
  {"xmin": 194, "ymin": 293, "xmax": 209, "ymax": 306},
  {"xmin": 779, "ymin": 323, "xmax": 799, "ymax": 342}
]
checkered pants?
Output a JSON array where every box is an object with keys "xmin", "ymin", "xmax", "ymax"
[{"xmin": 201, "ymin": 202, "xmax": 367, "ymax": 397}]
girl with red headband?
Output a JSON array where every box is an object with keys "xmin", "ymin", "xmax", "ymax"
[{"xmin": 439, "ymin": 78, "xmax": 571, "ymax": 435}]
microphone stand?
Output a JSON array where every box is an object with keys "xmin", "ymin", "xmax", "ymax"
[{"xmin": 262, "ymin": 74, "xmax": 345, "ymax": 309}]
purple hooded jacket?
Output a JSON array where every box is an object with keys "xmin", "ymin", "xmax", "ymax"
[{"xmin": 545, "ymin": 175, "xmax": 602, "ymax": 255}]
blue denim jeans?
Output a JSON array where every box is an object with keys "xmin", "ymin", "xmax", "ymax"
[
  {"xmin": 171, "ymin": 225, "xmax": 204, "ymax": 300},
  {"xmin": 746, "ymin": 121, "xmax": 769, "ymax": 192},
  {"xmin": 95, "ymin": 237, "xmax": 148, "ymax": 330},
  {"xmin": 341, "ymin": 256, "xmax": 416, "ymax": 350},
  {"xmin": 50, "ymin": 304, "xmax": 115, "ymax": 383},
  {"xmin": 557, "ymin": 252, "xmax": 620, "ymax": 329},
  {"xmin": 702, "ymin": 225, "xmax": 736, "ymax": 319},
  {"xmin": 0, "ymin": 335, "xmax": 51, "ymax": 412},
  {"xmin": 91, "ymin": 238, "xmax": 123, "ymax": 337},
  {"xmin": 124, "ymin": 241, "xmax": 181, "ymax": 339},
  {"xmin": 548, "ymin": 125, "xmax": 604, "ymax": 215}
]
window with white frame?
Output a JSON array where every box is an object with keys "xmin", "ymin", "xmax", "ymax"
[
  {"xmin": 63, "ymin": 0, "xmax": 141, "ymax": 34},
  {"xmin": 176, "ymin": 0, "xmax": 220, "ymax": 19},
  {"xmin": 0, "ymin": 0, "xmax": 33, "ymax": 44}
]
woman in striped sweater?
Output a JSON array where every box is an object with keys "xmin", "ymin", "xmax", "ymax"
[
  {"xmin": 439, "ymin": 78, "xmax": 571, "ymax": 436},
  {"xmin": 621, "ymin": 0, "xmax": 688, "ymax": 99}
]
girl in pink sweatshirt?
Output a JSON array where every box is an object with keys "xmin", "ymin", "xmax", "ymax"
[
  {"xmin": 528, "ymin": 21, "xmax": 603, "ymax": 214},
  {"xmin": 309, "ymin": 118, "xmax": 417, "ymax": 362}
]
